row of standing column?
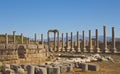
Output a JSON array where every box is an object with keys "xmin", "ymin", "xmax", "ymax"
[
  {"xmin": 4, "ymin": 32, "xmax": 44, "ymax": 49},
  {"xmin": 53, "ymin": 26, "xmax": 117, "ymax": 53}
]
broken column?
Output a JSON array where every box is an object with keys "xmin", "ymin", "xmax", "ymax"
[
  {"xmin": 96, "ymin": 29, "xmax": 100, "ymax": 53},
  {"xmin": 41, "ymin": 34, "xmax": 44, "ymax": 46},
  {"xmin": 35, "ymin": 33, "xmax": 37, "ymax": 44},
  {"xmin": 103, "ymin": 26, "xmax": 110, "ymax": 53},
  {"xmin": 89, "ymin": 30, "xmax": 93, "ymax": 53},
  {"xmin": 71, "ymin": 32, "xmax": 75, "ymax": 52},
  {"xmin": 77, "ymin": 31, "xmax": 81, "ymax": 52},
  {"xmin": 5, "ymin": 33, "xmax": 8, "ymax": 49},
  {"xmin": 54, "ymin": 32, "xmax": 57, "ymax": 51},
  {"xmin": 48, "ymin": 32, "xmax": 51, "ymax": 52},
  {"xmin": 57, "ymin": 32, "xmax": 60, "ymax": 51},
  {"xmin": 83, "ymin": 31, "xmax": 87, "ymax": 52},
  {"xmin": 112, "ymin": 27, "xmax": 117, "ymax": 53},
  {"xmin": 21, "ymin": 33, "xmax": 23, "ymax": 44},
  {"xmin": 62, "ymin": 33, "xmax": 65, "ymax": 52},
  {"xmin": 66, "ymin": 33, "xmax": 69, "ymax": 52},
  {"xmin": 13, "ymin": 31, "xmax": 16, "ymax": 44}
]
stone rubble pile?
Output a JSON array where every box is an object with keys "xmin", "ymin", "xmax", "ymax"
[{"xmin": 2, "ymin": 54, "xmax": 114, "ymax": 74}]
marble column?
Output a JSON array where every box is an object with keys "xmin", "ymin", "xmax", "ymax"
[
  {"xmin": 34, "ymin": 33, "xmax": 37, "ymax": 44},
  {"xmin": 66, "ymin": 33, "xmax": 69, "ymax": 52},
  {"xmin": 96, "ymin": 29, "xmax": 100, "ymax": 53},
  {"xmin": 21, "ymin": 33, "xmax": 23, "ymax": 44},
  {"xmin": 77, "ymin": 31, "xmax": 81, "ymax": 52},
  {"xmin": 83, "ymin": 31, "xmax": 87, "ymax": 52},
  {"xmin": 112, "ymin": 27, "xmax": 117, "ymax": 53},
  {"xmin": 62, "ymin": 33, "xmax": 65, "ymax": 52},
  {"xmin": 41, "ymin": 34, "xmax": 44, "ymax": 45},
  {"xmin": 103, "ymin": 26, "xmax": 110, "ymax": 53},
  {"xmin": 54, "ymin": 32, "xmax": 56, "ymax": 51},
  {"xmin": 5, "ymin": 33, "xmax": 8, "ymax": 49},
  {"xmin": 13, "ymin": 31, "xmax": 16, "ymax": 44},
  {"xmin": 71, "ymin": 32, "xmax": 75, "ymax": 52},
  {"xmin": 57, "ymin": 32, "xmax": 60, "ymax": 51},
  {"xmin": 89, "ymin": 30, "xmax": 93, "ymax": 53}
]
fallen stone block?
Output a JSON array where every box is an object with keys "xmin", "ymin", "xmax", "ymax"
[
  {"xmin": 27, "ymin": 65, "xmax": 35, "ymax": 74},
  {"xmin": 88, "ymin": 64, "xmax": 99, "ymax": 71},
  {"xmin": 35, "ymin": 66, "xmax": 47, "ymax": 74},
  {"xmin": 47, "ymin": 66, "xmax": 60, "ymax": 74}
]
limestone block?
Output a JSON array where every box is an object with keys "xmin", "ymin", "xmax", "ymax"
[
  {"xmin": 88, "ymin": 64, "xmax": 99, "ymax": 71},
  {"xmin": 80, "ymin": 63, "xmax": 88, "ymax": 71},
  {"xmin": 35, "ymin": 66, "xmax": 47, "ymax": 74},
  {"xmin": 0, "ymin": 44, "xmax": 5, "ymax": 49},
  {"xmin": 26, "ymin": 65, "xmax": 35, "ymax": 74}
]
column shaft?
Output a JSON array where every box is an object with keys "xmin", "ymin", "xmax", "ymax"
[
  {"xmin": 83, "ymin": 31, "xmax": 87, "ymax": 52},
  {"xmin": 96, "ymin": 29, "xmax": 100, "ymax": 52},
  {"xmin": 21, "ymin": 33, "xmax": 23, "ymax": 44},
  {"xmin": 112, "ymin": 27, "xmax": 117, "ymax": 53},
  {"xmin": 77, "ymin": 31, "xmax": 81, "ymax": 52},
  {"xmin": 5, "ymin": 33, "xmax": 8, "ymax": 49},
  {"xmin": 89, "ymin": 30, "xmax": 93, "ymax": 52},
  {"xmin": 13, "ymin": 31, "xmax": 16, "ymax": 44}
]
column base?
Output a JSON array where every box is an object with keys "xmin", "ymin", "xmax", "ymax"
[
  {"xmin": 54, "ymin": 48, "xmax": 57, "ymax": 52},
  {"xmin": 77, "ymin": 48, "xmax": 81, "ymax": 53},
  {"xmin": 83, "ymin": 48, "xmax": 87, "ymax": 53},
  {"xmin": 112, "ymin": 48, "xmax": 117, "ymax": 53},
  {"xmin": 71, "ymin": 48, "xmax": 75, "ymax": 52},
  {"xmin": 105, "ymin": 48, "xmax": 111, "ymax": 53},
  {"xmin": 66, "ymin": 47, "xmax": 70, "ymax": 52},
  {"xmin": 90, "ymin": 48, "xmax": 94, "ymax": 53},
  {"xmin": 96, "ymin": 48, "xmax": 101, "ymax": 53},
  {"xmin": 62, "ymin": 48, "xmax": 65, "ymax": 52}
]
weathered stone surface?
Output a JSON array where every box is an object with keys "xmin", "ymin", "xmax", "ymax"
[
  {"xmin": 88, "ymin": 64, "xmax": 99, "ymax": 71},
  {"xmin": 27, "ymin": 65, "xmax": 35, "ymax": 74}
]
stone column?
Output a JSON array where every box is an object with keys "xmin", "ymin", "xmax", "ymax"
[
  {"xmin": 28, "ymin": 38, "xmax": 30, "ymax": 44},
  {"xmin": 71, "ymin": 32, "xmax": 75, "ymax": 52},
  {"xmin": 54, "ymin": 32, "xmax": 56, "ymax": 51},
  {"xmin": 112, "ymin": 27, "xmax": 117, "ymax": 53},
  {"xmin": 103, "ymin": 26, "xmax": 110, "ymax": 53},
  {"xmin": 96, "ymin": 29, "xmax": 100, "ymax": 53},
  {"xmin": 5, "ymin": 33, "xmax": 8, "ymax": 49},
  {"xmin": 66, "ymin": 33, "xmax": 69, "ymax": 52},
  {"xmin": 47, "ymin": 32, "xmax": 50, "ymax": 52},
  {"xmin": 83, "ymin": 31, "xmax": 87, "ymax": 52},
  {"xmin": 34, "ymin": 33, "xmax": 37, "ymax": 44},
  {"xmin": 41, "ymin": 34, "xmax": 44, "ymax": 45},
  {"xmin": 13, "ymin": 31, "xmax": 16, "ymax": 44},
  {"xmin": 89, "ymin": 30, "xmax": 93, "ymax": 53},
  {"xmin": 62, "ymin": 33, "xmax": 65, "ymax": 52},
  {"xmin": 21, "ymin": 33, "xmax": 23, "ymax": 44},
  {"xmin": 77, "ymin": 31, "xmax": 81, "ymax": 52},
  {"xmin": 57, "ymin": 32, "xmax": 60, "ymax": 51}
]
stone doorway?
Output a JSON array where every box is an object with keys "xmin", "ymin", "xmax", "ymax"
[{"xmin": 18, "ymin": 45, "xmax": 26, "ymax": 58}]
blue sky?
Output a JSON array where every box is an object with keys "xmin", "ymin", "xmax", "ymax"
[{"xmin": 0, "ymin": 0, "xmax": 120, "ymax": 39}]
